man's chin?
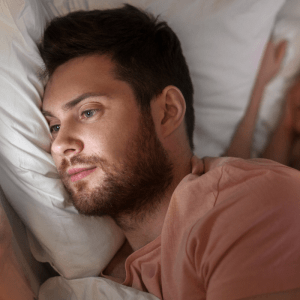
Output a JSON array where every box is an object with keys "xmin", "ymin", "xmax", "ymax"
[
  {"xmin": 69, "ymin": 190, "xmax": 105, "ymax": 216},
  {"xmin": 61, "ymin": 170, "xmax": 114, "ymax": 217}
]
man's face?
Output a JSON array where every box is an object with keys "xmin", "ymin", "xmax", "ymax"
[{"xmin": 42, "ymin": 55, "xmax": 173, "ymax": 223}]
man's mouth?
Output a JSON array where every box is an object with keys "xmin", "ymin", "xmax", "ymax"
[{"xmin": 68, "ymin": 167, "xmax": 97, "ymax": 182}]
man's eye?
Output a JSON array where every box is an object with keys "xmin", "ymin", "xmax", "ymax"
[
  {"xmin": 81, "ymin": 109, "xmax": 98, "ymax": 118},
  {"xmin": 50, "ymin": 125, "xmax": 60, "ymax": 133}
]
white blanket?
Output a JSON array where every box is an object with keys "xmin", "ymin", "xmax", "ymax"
[{"xmin": 39, "ymin": 277, "xmax": 159, "ymax": 300}]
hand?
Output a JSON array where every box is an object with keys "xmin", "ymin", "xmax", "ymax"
[{"xmin": 256, "ymin": 39, "xmax": 287, "ymax": 86}]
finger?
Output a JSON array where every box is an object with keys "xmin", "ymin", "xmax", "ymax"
[
  {"xmin": 275, "ymin": 40, "xmax": 287, "ymax": 64},
  {"xmin": 263, "ymin": 40, "xmax": 275, "ymax": 57}
]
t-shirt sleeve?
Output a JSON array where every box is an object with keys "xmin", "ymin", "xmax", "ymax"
[{"xmin": 187, "ymin": 160, "xmax": 300, "ymax": 300}]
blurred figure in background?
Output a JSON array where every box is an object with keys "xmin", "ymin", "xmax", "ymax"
[{"xmin": 225, "ymin": 39, "xmax": 300, "ymax": 169}]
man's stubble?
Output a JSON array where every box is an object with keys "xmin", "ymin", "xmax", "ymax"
[{"xmin": 58, "ymin": 111, "xmax": 174, "ymax": 230}]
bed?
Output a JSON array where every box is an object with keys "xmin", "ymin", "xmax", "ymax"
[{"xmin": 0, "ymin": 0, "xmax": 300, "ymax": 299}]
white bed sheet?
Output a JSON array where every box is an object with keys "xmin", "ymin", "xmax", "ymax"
[{"xmin": 39, "ymin": 276, "xmax": 159, "ymax": 300}]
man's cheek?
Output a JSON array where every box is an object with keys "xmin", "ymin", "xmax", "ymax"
[{"xmin": 52, "ymin": 155, "xmax": 60, "ymax": 169}]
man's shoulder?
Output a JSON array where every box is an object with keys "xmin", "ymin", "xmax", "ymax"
[
  {"xmin": 201, "ymin": 156, "xmax": 300, "ymax": 210},
  {"xmin": 163, "ymin": 157, "xmax": 300, "ymax": 299},
  {"xmin": 180, "ymin": 157, "xmax": 300, "ymax": 257},
  {"xmin": 202, "ymin": 156, "xmax": 296, "ymax": 173},
  {"xmin": 200, "ymin": 156, "xmax": 300, "ymax": 193},
  {"xmin": 181, "ymin": 156, "xmax": 299, "ymax": 200},
  {"xmin": 170, "ymin": 156, "xmax": 300, "ymax": 236},
  {"xmin": 216, "ymin": 157, "xmax": 300, "ymax": 193}
]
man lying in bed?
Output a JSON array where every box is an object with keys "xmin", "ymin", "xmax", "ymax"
[{"xmin": 39, "ymin": 5, "xmax": 300, "ymax": 300}]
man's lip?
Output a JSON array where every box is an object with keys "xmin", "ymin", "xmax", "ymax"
[
  {"xmin": 68, "ymin": 167, "xmax": 95, "ymax": 175},
  {"xmin": 68, "ymin": 167, "xmax": 97, "ymax": 182}
]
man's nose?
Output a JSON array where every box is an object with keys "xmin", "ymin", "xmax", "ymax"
[{"xmin": 51, "ymin": 124, "xmax": 83, "ymax": 157}]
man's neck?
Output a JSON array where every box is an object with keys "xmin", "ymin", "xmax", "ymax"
[
  {"xmin": 119, "ymin": 152, "xmax": 193, "ymax": 252},
  {"xmin": 122, "ymin": 195, "xmax": 171, "ymax": 251},
  {"xmin": 102, "ymin": 152, "xmax": 194, "ymax": 281}
]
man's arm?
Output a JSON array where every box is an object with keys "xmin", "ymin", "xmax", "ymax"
[
  {"xmin": 201, "ymin": 159, "xmax": 300, "ymax": 300},
  {"xmin": 224, "ymin": 40, "xmax": 287, "ymax": 158}
]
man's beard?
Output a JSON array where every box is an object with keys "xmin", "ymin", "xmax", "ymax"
[{"xmin": 58, "ymin": 111, "xmax": 174, "ymax": 229}]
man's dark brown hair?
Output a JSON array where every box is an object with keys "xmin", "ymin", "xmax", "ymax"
[{"xmin": 39, "ymin": 4, "xmax": 195, "ymax": 150}]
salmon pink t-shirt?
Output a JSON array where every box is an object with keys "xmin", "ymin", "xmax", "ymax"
[{"xmin": 106, "ymin": 157, "xmax": 300, "ymax": 300}]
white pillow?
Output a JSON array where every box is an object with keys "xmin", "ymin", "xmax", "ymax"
[
  {"xmin": 0, "ymin": 0, "xmax": 286, "ymax": 280},
  {"xmin": 0, "ymin": 0, "xmax": 124, "ymax": 279}
]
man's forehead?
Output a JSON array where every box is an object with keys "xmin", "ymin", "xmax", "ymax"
[
  {"xmin": 42, "ymin": 56, "xmax": 116, "ymax": 108},
  {"xmin": 46, "ymin": 54, "xmax": 116, "ymax": 85},
  {"xmin": 41, "ymin": 55, "xmax": 139, "ymax": 118}
]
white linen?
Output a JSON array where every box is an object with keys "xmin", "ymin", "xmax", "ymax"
[
  {"xmin": 39, "ymin": 276, "xmax": 159, "ymax": 300},
  {"xmin": 0, "ymin": 0, "xmax": 125, "ymax": 280}
]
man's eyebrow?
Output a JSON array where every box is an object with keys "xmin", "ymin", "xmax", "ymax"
[
  {"xmin": 42, "ymin": 110, "xmax": 54, "ymax": 117},
  {"xmin": 62, "ymin": 92, "xmax": 107, "ymax": 111},
  {"xmin": 41, "ymin": 92, "xmax": 106, "ymax": 117}
]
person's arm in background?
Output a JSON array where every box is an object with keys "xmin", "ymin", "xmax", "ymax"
[
  {"xmin": 0, "ymin": 203, "xmax": 35, "ymax": 300},
  {"xmin": 262, "ymin": 74, "xmax": 300, "ymax": 165},
  {"xmin": 224, "ymin": 40, "xmax": 287, "ymax": 158}
]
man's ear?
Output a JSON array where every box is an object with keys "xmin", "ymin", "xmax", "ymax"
[{"xmin": 152, "ymin": 86, "xmax": 186, "ymax": 138}]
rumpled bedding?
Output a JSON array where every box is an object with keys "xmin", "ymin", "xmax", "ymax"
[
  {"xmin": 0, "ymin": 185, "xmax": 159, "ymax": 299},
  {"xmin": 39, "ymin": 277, "xmax": 159, "ymax": 300}
]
